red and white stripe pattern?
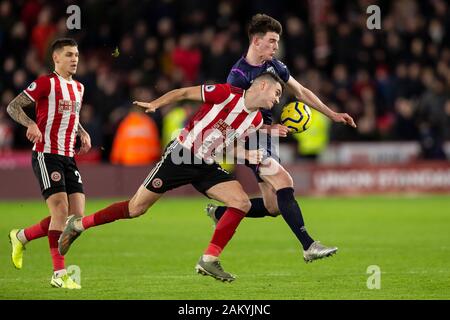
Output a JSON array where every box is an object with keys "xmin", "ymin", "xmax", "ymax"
[
  {"xmin": 178, "ymin": 84, "xmax": 263, "ymax": 160},
  {"xmin": 24, "ymin": 72, "xmax": 83, "ymax": 157}
]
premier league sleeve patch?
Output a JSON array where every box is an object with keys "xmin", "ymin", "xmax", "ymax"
[
  {"xmin": 205, "ymin": 85, "xmax": 216, "ymax": 92},
  {"xmin": 27, "ymin": 82, "xmax": 37, "ymax": 91}
]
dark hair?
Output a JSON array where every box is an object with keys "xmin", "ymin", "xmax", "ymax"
[
  {"xmin": 248, "ymin": 14, "xmax": 282, "ymax": 40},
  {"xmin": 51, "ymin": 38, "xmax": 78, "ymax": 54},
  {"xmin": 254, "ymin": 71, "xmax": 285, "ymax": 90}
]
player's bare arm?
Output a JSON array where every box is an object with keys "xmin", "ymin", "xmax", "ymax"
[
  {"xmin": 77, "ymin": 123, "xmax": 91, "ymax": 155},
  {"xmin": 6, "ymin": 92, "xmax": 35, "ymax": 127},
  {"xmin": 6, "ymin": 92, "xmax": 42, "ymax": 143},
  {"xmin": 286, "ymin": 76, "xmax": 357, "ymax": 128},
  {"xmin": 133, "ymin": 86, "xmax": 202, "ymax": 113}
]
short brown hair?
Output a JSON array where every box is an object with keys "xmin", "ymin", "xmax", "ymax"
[
  {"xmin": 254, "ymin": 71, "xmax": 285, "ymax": 91},
  {"xmin": 51, "ymin": 38, "xmax": 78, "ymax": 54},
  {"xmin": 248, "ymin": 14, "xmax": 282, "ymax": 41}
]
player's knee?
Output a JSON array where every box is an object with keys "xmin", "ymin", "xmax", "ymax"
[
  {"xmin": 128, "ymin": 200, "xmax": 149, "ymax": 218},
  {"xmin": 128, "ymin": 206, "xmax": 147, "ymax": 218},
  {"xmin": 266, "ymin": 204, "xmax": 281, "ymax": 217},
  {"xmin": 283, "ymin": 172, "xmax": 294, "ymax": 188},
  {"xmin": 275, "ymin": 171, "xmax": 294, "ymax": 189},
  {"xmin": 269, "ymin": 211, "xmax": 281, "ymax": 217},
  {"xmin": 48, "ymin": 198, "xmax": 69, "ymax": 227},
  {"xmin": 263, "ymin": 200, "xmax": 280, "ymax": 217},
  {"xmin": 51, "ymin": 199, "xmax": 69, "ymax": 216},
  {"xmin": 227, "ymin": 195, "xmax": 251, "ymax": 213},
  {"xmin": 238, "ymin": 199, "xmax": 252, "ymax": 213}
]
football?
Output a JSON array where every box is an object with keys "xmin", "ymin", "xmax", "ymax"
[{"xmin": 280, "ymin": 101, "xmax": 313, "ymax": 133}]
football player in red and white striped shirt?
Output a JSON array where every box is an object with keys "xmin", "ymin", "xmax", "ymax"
[
  {"xmin": 7, "ymin": 38, "xmax": 90, "ymax": 289},
  {"xmin": 58, "ymin": 72, "xmax": 283, "ymax": 282}
]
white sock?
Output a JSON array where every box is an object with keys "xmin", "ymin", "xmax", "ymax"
[
  {"xmin": 16, "ymin": 229, "xmax": 28, "ymax": 244},
  {"xmin": 203, "ymin": 254, "xmax": 218, "ymax": 262},
  {"xmin": 54, "ymin": 269, "xmax": 67, "ymax": 278}
]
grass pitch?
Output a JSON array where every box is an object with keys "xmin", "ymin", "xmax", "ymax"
[{"xmin": 1, "ymin": 195, "xmax": 449, "ymax": 300}]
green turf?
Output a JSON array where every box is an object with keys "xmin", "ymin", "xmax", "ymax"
[{"xmin": 1, "ymin": 195, "xmax": 449, "ymax": 300}]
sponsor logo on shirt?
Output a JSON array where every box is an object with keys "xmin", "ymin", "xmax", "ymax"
[{"xmin": 58, "ymin": 100, "xmax": 81, "ymax": 114}]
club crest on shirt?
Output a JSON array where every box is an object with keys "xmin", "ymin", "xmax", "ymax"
[
  {"xmin": 51, "ymin": 171, "xmax": 62, "ymax": 182},
  {"xmin": 205, "ymin": 85, "xmax": 216, "ymax": 92},
  {"xmin": 266, "ymin": 66, "xmax": 276, "ymax": 74},
  {"xmin": 27, "ymin": 82, "xmax": 37, "ymax": 91}
]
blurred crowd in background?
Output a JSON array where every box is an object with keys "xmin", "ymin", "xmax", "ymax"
[{"xmin": 0, "ymin": 0, "xmax": 449, "ymax": 163}]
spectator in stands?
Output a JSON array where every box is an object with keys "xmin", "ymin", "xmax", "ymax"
[
  {"xmin": 0, "ymin": 107, "xmax": 14, "ymax": 152},
  {"xmin": 417, "ymin": 75, "xmax": 448, "ymax": 159},
  {"xmin": 161, "ymin": 101, "xmax": 195, "ymax": 147},
  {"xmin": 393, "ymin": 97, "xmax": 419, "ymax": 141},
  {"xmin": 172, "ymin": 33, "xmax": 202, "ymax": 84},
  {"xmin": 30, "ymin": 6, "xmax": 56, "ymax": 62},
  {"xmin": 79, "ymin": 104, "xmax": 103, "ymax": 148},
  {"xmin": 110, "ymin": 88, "xmax": 161, "ymax": 166}
]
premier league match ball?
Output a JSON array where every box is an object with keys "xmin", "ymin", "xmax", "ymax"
[{"xmin": 280, "ymin": 101, "xmax": 313, "ymax": 133}]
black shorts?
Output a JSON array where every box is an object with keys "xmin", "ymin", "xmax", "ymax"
[
  {"xmin": 143, "ymin": 140, "xmax": 235, "ymax": 196},
  {"xmin": 32, "ymin": 151, "xmax": 84, "ymax": 199}
]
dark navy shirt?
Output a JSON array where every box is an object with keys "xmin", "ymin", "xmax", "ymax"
[{"xmin": 227, "ymin": 56, "xmax": 290, "ymax": 124}]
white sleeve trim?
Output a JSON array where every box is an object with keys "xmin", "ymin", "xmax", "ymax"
[{"xmin": 23, "ymin": 90, "xmax": 35, "ymax": 102}]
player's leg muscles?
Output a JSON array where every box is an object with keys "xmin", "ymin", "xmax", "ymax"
[
  {"xmin": 13, "ymin": 152, "xmax": 57, "ymax": 245},
  {"xmin": 47, "ymin": 192, "xmax": 70, "ymax": 230},
  {"xmin": 258, "ymin": 181, "xmax": 280, "ymax": 216},
  {"xmin": 128, "ymin": 185, "xmax": 163, "ymax": 217},
  {"xmin": 206, "ymin": 181, "xmax": 251, "ymax": 213},
  {"xmin": 68, "ymin": 192, "xmax": 85, "ymax": 217},
  {"xmin": 259, "ymin": 158, "xmax": 293, "ymax": 190},
  {"xmin": 72, "ymin": 185, "xmax": 162, "ymax": 231}
]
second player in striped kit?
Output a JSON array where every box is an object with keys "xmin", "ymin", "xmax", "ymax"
[{"xmin": 7, "ymin": 38, "xmax": 90, "ymax": 289}]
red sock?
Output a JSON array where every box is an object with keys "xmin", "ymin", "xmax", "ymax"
[
  {"xmin": 205, "ymin": 207, "xmax": 245, "ymax": 257},
  {"xmin": 81, "ymin": 201, "xmax": 130, "ymax": 230},
  {"xmin": 48, "ymin": 230, "xmax": 65, "ymax": 271},
  {"xmin": 24, "ymin": 216, "xmax": 51, "ymax": 241}
]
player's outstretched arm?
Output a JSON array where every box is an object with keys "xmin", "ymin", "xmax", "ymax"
[
  {"xmin": 6, "ymin": 92, "xmax": 42, "ymax": 143},
  {"xmin": 286, "ymin": 76, "xmax": 357, "ymax": 128},
  {"xmin": 133, "ymin": 86, "xmax": 202, "ymax": 113}
]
